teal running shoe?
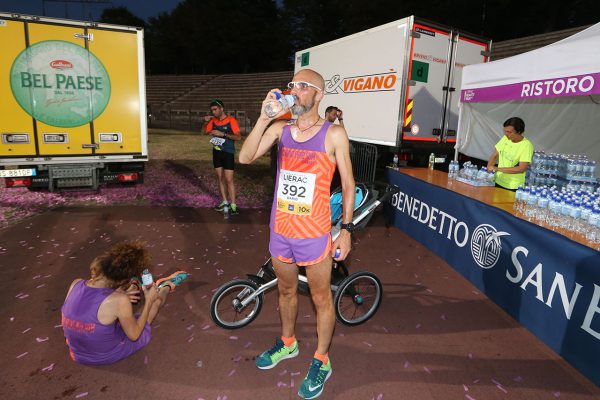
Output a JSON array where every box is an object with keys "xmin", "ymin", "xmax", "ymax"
[
  {"xmin": 298, "ymin": 358, "xmax": 332, "ymax": 399},
  {"xmin": 214, "ymin": 201, "xmax": 228, "ymax": 212},
  {"xmin": 155, "ymin": 271, "xmax": 188, "ymax": 292},
  {"xmin": 256, "ymin": 338, "xmax": 298, "ymax": 370}
]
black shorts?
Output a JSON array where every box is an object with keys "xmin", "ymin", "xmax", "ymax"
[{"xmin": 213, "ymin": 149, "xmax": 235, "ymax": 170}]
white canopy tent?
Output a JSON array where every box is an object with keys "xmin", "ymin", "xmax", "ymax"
[{"xmin": 456, "ymin": 22, "xmax": 600, "ymax": 164}]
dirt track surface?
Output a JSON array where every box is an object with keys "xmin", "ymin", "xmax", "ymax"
[{"xmin": 1, "ymin": 206, "xmax": 598, "ymax": 400}]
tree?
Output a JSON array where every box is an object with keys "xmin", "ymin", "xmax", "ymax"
[{"xmin": 99, "ymin": 6, "xmax": 145, "ymax": 28}]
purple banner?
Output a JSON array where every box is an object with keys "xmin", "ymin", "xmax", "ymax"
[{"xmin": 461, "ymin": 72, "xmax": 600, "ymax": 103}]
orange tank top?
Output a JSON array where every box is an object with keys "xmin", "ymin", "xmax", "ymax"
[{"xmin": 269, "ymin": 121, "xmax": 336, "ymax": 238}]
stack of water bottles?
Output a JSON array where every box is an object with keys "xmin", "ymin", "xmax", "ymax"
[
  {"xmin": 514, "ymin": 184, "xmax": 600, "ymax": 249},
  {"xmin": 527, "ymin": 151, "xmax": 597, "ymax": 191},
  {"xmin": 454, "ymin": 161, "xmax": 495, "ymax": 186}
]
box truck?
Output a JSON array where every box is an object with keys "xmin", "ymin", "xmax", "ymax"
[
  {"xmin": 294, "ymin": 16, "xmax": 490, "ymax": 168},
  {"xmin": 0, "ymin": 12, "xmax": 147, "ymax": 190}
]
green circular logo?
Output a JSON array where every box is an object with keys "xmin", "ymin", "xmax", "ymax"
[{"xmin": 10, "ymin": 40, "xmax": 111, "ymax": 128}]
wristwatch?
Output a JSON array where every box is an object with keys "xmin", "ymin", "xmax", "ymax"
[{"xmin": 340, "ymin": 222, "xmax": 355, "ymax": 233}]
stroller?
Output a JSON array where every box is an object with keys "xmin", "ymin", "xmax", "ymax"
[{"xmin": 210, "ymin": 182, "xmax": 399, "ymax": 329}]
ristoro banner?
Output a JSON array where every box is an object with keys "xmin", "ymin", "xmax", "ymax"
[
  {"xmin": 460, "ymin": 72, "xmax": 600, "ymax": 103},
  {"xmin": 10, "ymin": 40, "xmax": 111, "ymax": 128},
  {"xmin": 386, "ymin": 170, "xmax": 600, "ymax": 386}
]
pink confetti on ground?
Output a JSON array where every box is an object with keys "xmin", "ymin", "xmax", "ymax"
[
  {"xmin": 229, "ymin": 336, "xmax": 238, "ymax": 340},
  {"xmin": 232, "ymin": 356, "xmax": 242, "ymax": 362},
  {"xmin": 362, "ymin": 341, "xmax": 373, "ymax": 347},
  {"xmin": 22, "ymin": 328, "xmax": 31, "ymax": 333},
  {"xmin": 10, "ymin": 317, "xmax": 14, "ymax": 322},
  {"xmin": 276, "ymin": 381, "xmax": 287, "ymax": 388},
  {"xmin": 496, "ymin": 385, "xmax": 507, "ymax": 394},
  {"xmin": 75, "ymin": 392, "xmax": 88, "ymax": 398},
  {"xmin": 186, "ymin": 324, "xmax": 195, "ymax": 330},
  {"xmin": 423, "ymin": 366, "xmax": 431, "ymax": 374},
  {"xmin": 228, "ymin": 369, "xmax": 236, "ymax": 377},
  {"xmin": 278, "ymin": 369, "xmax": 288, "ymax": 376},
  {"xmin": 468, "ymin": 353, "xmax": 473, "ymax": 359},
  {"xmin": 466, "ymin": 395, "xmax": 476, "ymax": 400},
  {"xmin": 36, "ymin": 337, "xmax": 49, "ymax": 342},
  {"xmin": 463, "ymin": 384, "xmax": 469, "ymax": 392},
  {"xmin": 554, "ymin": 392, "xmax": 561, "ymax": 398},
  {"xmin": 403, "ymin": 361, "xmax": 410, "ymax": 368},
  {"xmin": 290, "ymin": 371, "xmax": 301, "ymax": 376},
  {"xmin": 41, "ymin": 363, "xmax": 56, "ymax": 372},
  {"xmin": 16, "ymin": 352, "xmax": 28, "ymax": 359},
  {"xmin": 54, "ymin": 324, "xmax": 62, "ymax": 328},
  {"xmin": 202, "ymin": 324, "xmax": 210, "ymax": 330},
  {"xmin": 188, "ymin": 336, "xmax": 194, "ymax": 343},
  {"xmin": 375, "ymin": 394, "xmax": 384, "ymax": 400},
  {"xmin": 244, "ymin": 341, "xmax": 252, "ymax": 348},
  {"xmin": 415, "ymin": 323, "xmax": 421, "ymax": 329},
  {"xmin": 291, "ymin": 379, "xmax": 294, "ymax": 388},
  {"xmin": 513, "ymin": 376, "xmax": 523, "ymax": 382}
]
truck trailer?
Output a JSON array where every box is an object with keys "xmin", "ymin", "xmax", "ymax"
[
  {"xmin": 0, "ymin": 12, "xmax": 147, "ymax": 190},
  {"xmin": 294, "ymin": 16, "xmax": 491, "ymax": 168}
]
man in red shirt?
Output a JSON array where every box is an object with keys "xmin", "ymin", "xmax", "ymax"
[{"xmin": 202, "ymin": 100, "xmax": 241, "ymax": 214}]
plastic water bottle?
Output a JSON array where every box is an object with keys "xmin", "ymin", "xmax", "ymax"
[
  {"xmin": 575, "ymin": 160, "xmax": 584, "ymax": 180},
  {"xmin": 514, "ymin": 186, "xmax": 523, "ymax": 213},
  {"xmin": 141, "ymin": 269, "xmax": 153, "ymax": 286},
  {"xmin": 264, "ymin": 92, "xmax": 295, "ymax": 118},
  {"xmin": 428, "ymin": 153, "xmax": 435, "ymax": 170},
  {"xmin": 538, "ymin": 193, "xmax": 549, "ymax": 224},
  {"xmin": 487, "ymin": 170, "xmax": 495, "ymax": 186},
  {"xmin": 450, "ymin": 160, "xmax": 459, "ymax": 179},
  {"xmin": 477, "ymin": 167, "xmax": 488, "ymax": 185}
]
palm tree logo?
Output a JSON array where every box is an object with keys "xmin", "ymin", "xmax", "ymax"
[{"xmin": 470, "ymin": 224, "xmax": 510, "ymax": 269}]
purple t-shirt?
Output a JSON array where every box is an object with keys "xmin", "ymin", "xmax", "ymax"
[{"xmin": 61, "ymin": 280, "xmax": 151, "ymax": 365}]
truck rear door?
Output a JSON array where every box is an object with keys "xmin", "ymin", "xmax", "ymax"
[
  {"xmin": 444, "ymin": 35, "xmax": 489, "ymax": 142},
  {"xmin": 24, "ymin": 23, "xmax": 95, "ymax": 156},
  {"xmin": 88, "ymin": 28, "xmax": 144, "ymax": 155},
  {"xmin": 0, "ymin": 18, "xmax": 38, "ymax": 157},
  {"xmin": 403, "ymin": 22, "xmax": 453, "ymax": 143}
]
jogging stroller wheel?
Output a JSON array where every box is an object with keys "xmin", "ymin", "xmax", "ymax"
[
  {"xmin": 333, "ymin": 271, "xmax": 382, "ymax": 326},
  {"xmin": 210, "ymin": 279, "xmax": 263, "ymax": 329}
]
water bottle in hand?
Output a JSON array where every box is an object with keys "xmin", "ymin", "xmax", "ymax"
[
  {"xmin": 264, "ymin": 92, "xmax": 295, "ymax": 118},
  {"xmin": 141, "ymin": 269, "xmax": 153, "ymax": 286}
]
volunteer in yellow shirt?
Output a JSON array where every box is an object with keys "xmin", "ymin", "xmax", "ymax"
[{"xmin": 487, "ymin": 117, "xmax": 534, "ymax": 190}]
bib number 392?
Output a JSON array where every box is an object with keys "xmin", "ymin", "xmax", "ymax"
[{"xmin": 276, "ymin": 170, "xmax": 316, "ymax": 215}]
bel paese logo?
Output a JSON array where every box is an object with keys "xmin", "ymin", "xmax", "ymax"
[{"xmin": 10, "ymin": 40, "xmax": 111, "ymax": 128}]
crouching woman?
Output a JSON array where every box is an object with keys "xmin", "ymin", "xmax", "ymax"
[{"xmin": 61, "ymin": 241, "xmax": 187, "ymax": 365}]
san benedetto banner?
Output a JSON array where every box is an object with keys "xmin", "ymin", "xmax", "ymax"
[
  {"xmin": 460, "ymin": 72, "xmax": 600, "ymax": 103},
  {"xmin": 10, "ymin": 40, "xmax": 111, "ymax": 128}
]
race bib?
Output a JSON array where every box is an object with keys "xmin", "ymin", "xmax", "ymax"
[
  {"xmin": 210, "ymin": 137, "xmax": 226, "ymax": 147},
  {"xmin": 276, "ymin": 170, "xmax": 316, "ymax": 215}
]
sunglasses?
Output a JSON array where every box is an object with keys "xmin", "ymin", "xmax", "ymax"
[{"xmin": 287, "ymin": 81, "xmax": 322, "ymax": 91}]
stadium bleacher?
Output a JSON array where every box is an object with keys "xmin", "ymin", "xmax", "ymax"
[{"xmin": 146, "ymin": 71, "xmax": 292, "ymax": 132}]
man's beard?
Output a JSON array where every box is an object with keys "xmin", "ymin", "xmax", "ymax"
[{"xmin": 291, "ymin": 94, "xmax": 315, "ymax": 116}]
